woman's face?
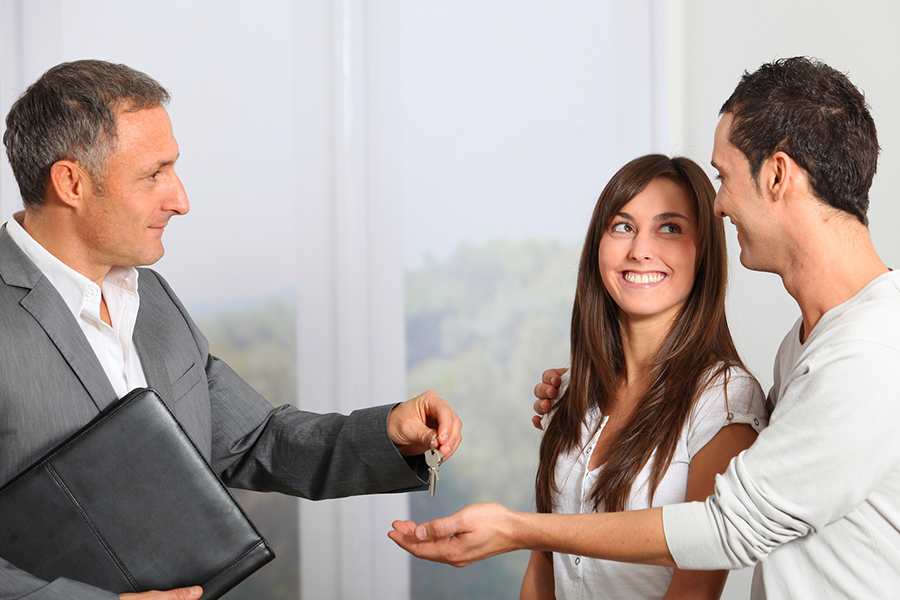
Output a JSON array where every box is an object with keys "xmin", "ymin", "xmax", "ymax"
[{"xmin": 598, "ymin": 177, "xmax": 699, "ymax": 322}]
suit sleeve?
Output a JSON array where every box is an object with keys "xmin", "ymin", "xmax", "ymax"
[
  {"xmin": 0, "ymin": 557, "xmax": 116, "ymax": 600},
  {"xmin": 148, "ymin": 270, "xmax": 427, "ymax": 499}
]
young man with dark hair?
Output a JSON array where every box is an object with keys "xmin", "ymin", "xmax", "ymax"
[{"xmin": 390, "ymin": 57, "xmax": 900, "ymax": 598}]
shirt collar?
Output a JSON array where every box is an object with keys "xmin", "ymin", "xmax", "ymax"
[{"xmin": 5, "ymin": 214, "xmax": 139, "ymax": 321}]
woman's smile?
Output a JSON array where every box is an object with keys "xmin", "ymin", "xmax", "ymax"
[{"xmin": 621, "ymin": 271, "xmax": 669, "ymax": 288}]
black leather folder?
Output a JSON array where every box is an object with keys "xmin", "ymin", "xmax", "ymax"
[{"xmin": 0, "ymin": 388, "xmax": 274, "ymax": 599}]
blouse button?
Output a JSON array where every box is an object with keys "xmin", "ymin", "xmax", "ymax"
[
  {"xmin": 754, "ymin": 417, "xmax": 760, "ymax": 426},
  {"xmin": 574, "ymin": 557, "xmax": 581, "ymax": 566}
]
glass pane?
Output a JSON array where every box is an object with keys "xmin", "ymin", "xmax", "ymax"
[
  {"xmin": 406, "ymin": 243, "xmax": 579, "ymax": 598},
  {"xmin": 368, "ymin": 4, "xmax": 656, "ymax": 597},
  {"xmin": 195, "ymin": 300, "xmax": 298, "ymax": 600}
]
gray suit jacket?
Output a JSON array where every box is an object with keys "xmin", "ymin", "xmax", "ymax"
[{"xmin": 0, "ymin": 225, "xmax": 425, "ymax": 599}]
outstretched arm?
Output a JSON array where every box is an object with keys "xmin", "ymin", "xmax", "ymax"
[
  {"xmin": 393, "ymin": 344, "xmax": 900, "ymax": 572},
  {"xmin": 389, "ymin": 502, "xmax": 671, "ymax": 568}
]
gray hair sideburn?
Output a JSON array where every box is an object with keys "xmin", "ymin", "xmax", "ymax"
[{"xmin": 3, "ymin": 59, "xmax": 170, "ymax": 207}]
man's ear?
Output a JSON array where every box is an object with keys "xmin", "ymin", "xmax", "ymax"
[
  {"xmin": 766, "ymin": 151, "xmax": 796, "ymax": 204},
  {"xmin": 47, "ymin": 160, "xmax": 89, "ymax": 209}
]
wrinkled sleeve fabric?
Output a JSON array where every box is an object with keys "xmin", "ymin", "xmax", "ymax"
[
  {"xmin": 149, "ymin": 270, "xmax": 427, "ymax": 500},
  {"xmin": 206, "ymin": 355, "xmax": 428, "ymax": 498},
  {"xmin": 663, "ymin": 342, "xmax": 900, "ymax": 570}
]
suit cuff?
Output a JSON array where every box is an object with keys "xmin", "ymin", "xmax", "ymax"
[{"xmin": 348, "ymin": 404, "xmax": 428, "ymax": 493}]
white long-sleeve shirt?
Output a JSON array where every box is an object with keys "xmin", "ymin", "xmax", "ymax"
[
  {"xmin": 5, "ymin": 215, "xmax": 147, "ymax": 398},
  {"xmin": 663, "ymin": 270, "xmax": 900, "ymax": 599}
]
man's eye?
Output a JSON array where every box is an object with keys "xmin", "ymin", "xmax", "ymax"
[
  {"xmin": 148, "ymin": 170, "xmax": 161, "ymax": 181},
  {"xmin": 660, "ymin": 223, "xmax": 682, "ymax": 234},
  {"xmin": 611, "ymin": 222, "xmax": 633, "ymax": 233}
]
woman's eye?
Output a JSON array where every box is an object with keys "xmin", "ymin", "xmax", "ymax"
[
  {"xmin": 611, "ymin": 222, "xmax": 633, "ymax": 234},
  {"xmin": 659, "ymin": 223, "xmax": 682, "ymax": 234}
]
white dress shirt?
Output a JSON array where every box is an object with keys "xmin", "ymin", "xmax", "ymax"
[
  {"xmin": 544, "ymin": 366, "xmax": 768, "ymax": 599},
  {"xmin": 6, "ymin": 215, "xmax": 147, "ymax": 398}
]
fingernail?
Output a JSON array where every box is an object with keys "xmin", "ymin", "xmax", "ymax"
[{"xmin": 415, "ymin": 526, "xmax": 428, "ymax": 540}]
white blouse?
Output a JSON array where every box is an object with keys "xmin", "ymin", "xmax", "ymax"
[{"xmin": 542, "ymin": 366, "xmax": 768, "ymax": 600}]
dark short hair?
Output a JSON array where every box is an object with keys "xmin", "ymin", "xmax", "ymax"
[
  {"xmin": 720, "ymin": 57, "xmax": 879, "ymax": 225},
  {"xmin": 3, "ymin": 59, "xmax": 170, "ymax": 207}
]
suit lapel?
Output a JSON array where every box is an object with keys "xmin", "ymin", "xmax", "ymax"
[
  {"xmin": 133, "ymin": 276, "xmax": 174, "ymax": 408},
  {"xmin": 1, "ymin": 224, "xmax": 119, "ymax": 412},
  {"xmin": 19, "ymin": 279, "xmax": 119, "ymax": 412}
]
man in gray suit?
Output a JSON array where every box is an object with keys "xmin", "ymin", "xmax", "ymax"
[{"xmin": 0, "ymin": 60, "xmax": 462, "ymax": 600}]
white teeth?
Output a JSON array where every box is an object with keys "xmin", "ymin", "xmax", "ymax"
[{"xmin": 624, "ymin": 271, "xmax": 666, "ymax": 284}]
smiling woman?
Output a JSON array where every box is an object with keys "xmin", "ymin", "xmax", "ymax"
[
  {"xmin": 388, "ymin": 156, "xmax": 770, "ymax": 600},
  {"xmin": 518, "ymin": 154, "xmax": 768, "ymax": 599},
  {"xmin": 599, "ymin": 176, "xmax": 698, "ymax": 320}
]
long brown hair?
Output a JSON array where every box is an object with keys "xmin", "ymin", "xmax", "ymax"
[{"xmin": 536, "ymin": 154, "xmax": 743, "ymax": 514}]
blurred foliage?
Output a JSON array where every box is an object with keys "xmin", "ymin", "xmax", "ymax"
[
  {"xmin": 195, "ymin": 298, "xmax": 299, "ymax": 600},
  {"xmin": 407, "ymin": 240, "xmax": 579, "ymax": 600}
]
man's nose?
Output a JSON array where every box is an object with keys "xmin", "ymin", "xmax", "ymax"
[
  {"xmin": 166, "ymin": 175, "xmax": 190, "ymax": 216},
  {"xmin": 713, "ymin": 192, "xmax": 727, "ymax": 218}
]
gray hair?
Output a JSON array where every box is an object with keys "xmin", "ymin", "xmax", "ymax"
[{"xmin": 3, "ymin": 59, "xmax": 170, "ymax": 207}]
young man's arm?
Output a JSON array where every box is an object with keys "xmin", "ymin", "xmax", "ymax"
[{"xmin": 391, "ymin": 343, "xmax": 900, "ymax": 569}]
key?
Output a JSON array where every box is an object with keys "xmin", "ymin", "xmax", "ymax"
[{"xmin": 425, "ymin": 448, "xmax": 443, "ymax": 497}]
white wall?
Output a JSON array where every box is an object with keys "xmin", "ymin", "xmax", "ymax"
[
  {"xmin": 0, "ymin": 0, "xmax": 22, "ymax": 217},
  {"xmin": 676, "ymin": 0, "xmax": 900, "ymax": 386}
]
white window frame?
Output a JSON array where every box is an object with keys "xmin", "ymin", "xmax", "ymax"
[{"xmin": 294, "ymin": 1, "xmax": 410, "ymax": 598}]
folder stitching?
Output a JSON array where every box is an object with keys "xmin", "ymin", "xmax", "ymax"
[{"xmin": 44, "ymin": 462, "xmax": 139, "ymax": 591}]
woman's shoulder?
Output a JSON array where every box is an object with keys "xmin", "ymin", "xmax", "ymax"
[
  {"xmin": 698, "ymin": 363, "xmax": 764, "ymax": 400},
  {"xmin": 683, "ymin": 363, "xmax": 769, "ymax": 458}
]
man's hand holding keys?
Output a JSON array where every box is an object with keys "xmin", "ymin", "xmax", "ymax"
[{"xmin": 387, "ymin": 390, "xmax": 462, "ymax": 460}]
